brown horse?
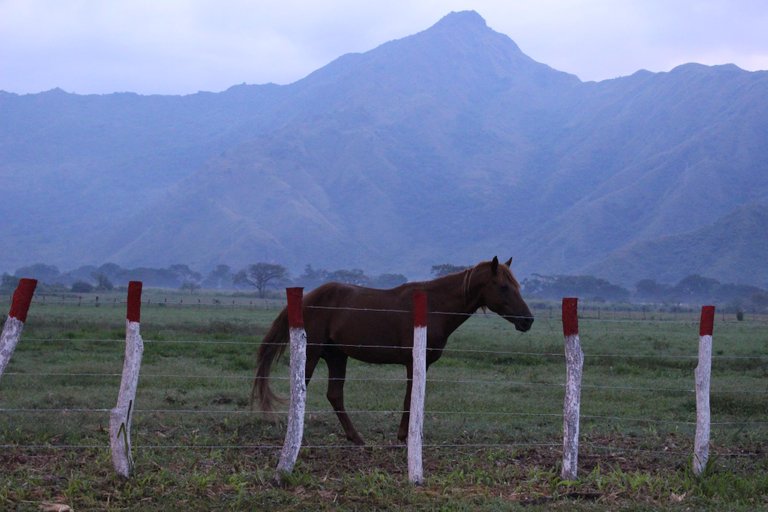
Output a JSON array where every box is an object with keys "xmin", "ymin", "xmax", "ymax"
[{"xmin": 253, "ymin": 256, "xmax": 534, "ymax": 445}]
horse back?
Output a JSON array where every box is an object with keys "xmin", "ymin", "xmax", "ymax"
[{"xmin": 303, "ymin": 282, "xmax": 416, "ymax": 363}]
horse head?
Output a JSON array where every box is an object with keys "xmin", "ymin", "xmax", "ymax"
[{"xmin": 474, "ymin": 256, "xmax": 534, "ymax": 332}]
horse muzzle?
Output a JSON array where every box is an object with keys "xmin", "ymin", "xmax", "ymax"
[{"xmin": 514, "ymin": 316, "xmax": 534, "ymax": 332}]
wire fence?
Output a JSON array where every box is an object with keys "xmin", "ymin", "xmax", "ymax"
[
  {"xmin": 10, "ymin": 338, "xmax": 768, "ymax": 362},
  {"xmin": 3, "ymin": 369, "xmax": 768, "ymax": 396},
  {"xmin": 1, "ymin": 299, "xmax": 767, "ymax": 469},
  {"xmin": 5, "ymin": 404, "xmax": 768, "ymax": 428},
  {"xmin": 4, "ymin": 292, "xmax": 767, "ymax": 321}
]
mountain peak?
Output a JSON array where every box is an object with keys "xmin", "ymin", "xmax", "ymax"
[
  {"xmin": 418, "ymin": 10, "xmax": 537, "ymax": 68},
  {"xmin": 432, "ymin": 10, "xmax": 487, "ymax": 29}
]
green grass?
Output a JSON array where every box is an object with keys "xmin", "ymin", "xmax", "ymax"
[{"xmin": 0, "ymin": 294, "xmax": 766, "ymax": 510}]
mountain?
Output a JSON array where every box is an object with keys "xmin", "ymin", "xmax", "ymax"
[
  {"xmin": 584, "ymin": 201, "xmax": 768, "ymax": 285},
  {"xmin": 1, "ymin": 10, "xmax": 767, "ymax": 287},
  {"xmin": 515, "ymin": 63, "xmax": 768, "ymax": 286}
]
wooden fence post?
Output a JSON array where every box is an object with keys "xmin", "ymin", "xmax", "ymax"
[
  {"xmin": 109, "ymin": 281, "xmax": 144, "ymax": 478},
  {"xmin": 0, "ymin": 278, "xmax": 38, "ymax": 382},
  {"xmin": 276, "ymin": 287, "xmax": 307, "ymax": 481},
  {"xmin": 561, "ymin": 297, "xmax": 583, "ymax": 480},
  {"xmin": 693, "ymin": 305, "xmax": 715, "ymax": 476},
  {"xmin": 408, "ymin": 290, "xmax": 428, "ymax": 485}
]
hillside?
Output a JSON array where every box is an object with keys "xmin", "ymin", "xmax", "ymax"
[
  {"xmin": 1, "ymin": 11, "xmax": 767, "ymax": 286},
  {"xmin": 584, "ymin": 201, "xmax": 768, "ymax": 286}
]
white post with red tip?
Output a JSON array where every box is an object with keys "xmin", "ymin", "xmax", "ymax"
[
  {"xmin": 561, "ymin": 297, "xmax": 583, "ymax": 481},
  {"xmin": 276, "ymin": 287, "xmax": 308, "ymax": 481},
  {"xmin": 109, "ymin": 281, "xmax": 144, "ymax": 478},
  {"xmin": 693, "ymin": 305, "xmax": 715, "ymax": 476},
  {"xmin": 0, "ymin": 278, "xmax": 38, "ymax": 382},
  {"xmin": 408, "ymin": 290, "xmax": 428, "ymax": 485}
]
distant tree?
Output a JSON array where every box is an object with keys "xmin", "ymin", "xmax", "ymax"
[
  {"xmin": 92, "ymin": 272, "xmax": 114, "ymax": 291},
  {"xmin": 202, "ymin": 264, "xmax": 233, "ymax": 289},
  {"xmin": 97, "ymin": 263, "xmax": 125, "ymax": 281},
  {"xmin": 522, "ymin": 274, "xmax": 630, "ymax": 302},
  {"xmin": 14, "ymin": 263, "xmax": 61, "ymax": 285},
  {"xmin": 431, "ymin": 264, "xmax": 468, "ymax": 277},
  {"xmin": 126, "ymin": 267, "xmax": 179, "ymax": 288},
  {"xmin": 634, "ymin": 279, "xmax": 671, "ymax": 302},
  {"xmin": 371, "ymin": 273, "xmax": 408, "ymax": 289},
  {"xmin": 59, "ymin": 265, "xmax": 97, "ymax": 287},
  {"xmin": 295, "ymin": 264, "xmax": 329, "ymax": 290},
  {"xmin": 71, "ymin": 281, "xmax": 95, "ymax": 293},
  {"xmin": 1, "ymin": 273, "xmax": 19, "ymax": 292},
  {"xmin": 751, "ymin": 292, "xmax": 768, "ymax": 311},
  {"xmin": 234, "ymin": 263, "xmax": 289, "ymax": 298},
  {"xmin": 716, "ymin": 283, "xmax": 764, "ymax": 302},
  {"xmin": 327, "ymin": 268, "xmax": 369, "ymax": 286},
  {"xmin": 180, "ymin": 281, "xmax": 202, "ymax": 294},
  {"xmin": 671, "ymin": 275, "xmax": 720, "ymax": 301},
  {"xmin": 169, "ymin": 264, "xmax": 202, "ymax": 287}
]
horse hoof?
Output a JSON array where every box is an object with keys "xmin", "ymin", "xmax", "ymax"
[{"xmin": 348, "ymin": 435, "xmax": 365, "ymax": 446}]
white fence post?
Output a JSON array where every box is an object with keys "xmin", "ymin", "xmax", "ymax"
[
  {"xmin": 408, "ymin": 290, "xmax": 428, "ymax": 485},
  {"xmin": 276, "ymin": 287, "xmax": 307, "ymax": 482},
  {"xmin": 561, "ymin": 297, "xmax": 583, "ymax": 481},
  {"xmin": 693, "ymin": 305, "xmax": 715, "ymax": 476},
  {"xmin": 109, "ymin": 281, "xmax": 144, "ymax": 479},
  {"xmin": 0, "ymin": 278, "xmax": 38, "ymax": 383}
]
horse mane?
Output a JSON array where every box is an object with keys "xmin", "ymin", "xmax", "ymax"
[
  {"xmin": 462, "ymin": 263, "xmax": 489, "ymax": 312},
  {"xmin": 461, "ymin": 267, "xmax": 475, "ymax": 306}
]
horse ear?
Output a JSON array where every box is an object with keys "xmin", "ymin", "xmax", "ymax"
[
  {"xmin": 491, "ymin": 256, "xmax": 499, "ymax": 274},
  {"xmin": 504, "ymin": 257, "xmax": 513, "ymax": 268}
]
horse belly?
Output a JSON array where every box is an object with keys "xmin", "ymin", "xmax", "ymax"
[
  {"xmin": 342, "ymin": 343, "xmax": 411, "ymax": 364},
  {"xmin": 330, "ymin": 322, "xmax": 411, "ymax": 365}
]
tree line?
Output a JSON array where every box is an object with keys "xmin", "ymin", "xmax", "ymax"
[
  {"xmin": 0, "ymin": 262, "xmax": 408, "ymax": 299},
  {"xmin": 2, "ymin": 262, "xmax": 767, "ymax": 311},
  {"xmin": 521, "ymin": 273, "xmax": 768, "ymax": 312}
]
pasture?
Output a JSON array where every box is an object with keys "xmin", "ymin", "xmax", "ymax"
[{"xmin": 1, "ymin": 292, "xmax": 767, "ymax": 510}]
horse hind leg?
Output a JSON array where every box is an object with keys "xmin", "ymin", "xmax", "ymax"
[
  {"xmin": 325, "ymin": 352, "xmax": 365, "ymax": 446},
  {"xmin": 397, "ymin": 363, "xmax": 413, "ymax": 442},
  {"xmin": 305, "ymin": 344, "xmax": 322, "ymax": 386}
]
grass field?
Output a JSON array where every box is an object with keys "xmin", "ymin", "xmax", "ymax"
[{"xmin": 1, "ymin": 291, "xmax": 767, "ymax": 511}]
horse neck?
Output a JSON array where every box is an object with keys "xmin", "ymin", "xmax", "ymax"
[{"xmin": 424, "ymin": 269, "xmax": 485, "ymax": 334}]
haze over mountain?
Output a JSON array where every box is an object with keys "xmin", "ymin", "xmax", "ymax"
[{"xmin": 1, "ymin": 11, "xmax": 767, "ymax": 287}]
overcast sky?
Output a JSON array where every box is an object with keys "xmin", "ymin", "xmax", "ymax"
[{"xmin": 1, "ymin": 0, "xmax": 766, "ymax": 95}]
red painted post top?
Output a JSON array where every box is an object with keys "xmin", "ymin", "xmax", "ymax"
[
  {"xmin": 9, "ymin": 278, "xmax": 37, "ymax": 322},
  {"xmin": 286, "ymin": 287, "xmax": 304, "ymax": 328},
  {"xmin": 126, "ymin": 281, "xmax": 143, "ymax": 322},
  {"xmin": 562, "ymin": 297, "xmax": 579, "ymax": 337},
  {"xmin": 699, "ymin": 305, "xmax": 715, "ymax": 336},
  {"xmin": 412, "ymin": 290, "xmax": 427, "ymax": 328}
]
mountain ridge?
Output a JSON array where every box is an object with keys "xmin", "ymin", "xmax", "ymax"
[{"xmin": 1, "ymin": 11, "xmax": 766, "ymax": 286}]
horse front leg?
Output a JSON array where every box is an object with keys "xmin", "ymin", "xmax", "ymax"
[
  {"xmin": 325, "ymin": 352, "xmax": 365, "ymax": 446},
  {"xmin": 397, "ymin": 363, "xmax": 413, "ymax": 442}
]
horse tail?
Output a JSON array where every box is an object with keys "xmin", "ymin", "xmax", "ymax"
[{"xmin": 252, "ymin": 308, "xmax": 289, "ymax": 415}]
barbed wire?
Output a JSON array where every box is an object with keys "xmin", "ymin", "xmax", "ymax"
[
  {"xmin": 3, "ymin": 406, "xmax": 767, "ymax": 428},
  {"xmin": 3, "ymin": 371, "xmax": 767, "ymax": 395},
  {"xmin": 14, "ymin": 336, "xmax": 768, "ymax": 362},
  {"xmin": 580, "ymin": 443, "xmax": 763, "ymax": 459},
  {"xmin": 9, "ymin": 296, "xmax": 766, "ymax": 323}
]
